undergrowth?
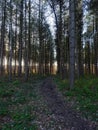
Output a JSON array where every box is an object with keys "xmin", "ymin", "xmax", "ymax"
[
  {"xmin": 0, "ymin": 77, "xmax": 44, "ymax": 130},
  {"xmin": 54, "ymin": 76, "xmax": 98, "ymax": 122}
]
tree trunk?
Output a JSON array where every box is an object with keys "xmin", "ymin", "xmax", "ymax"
[
  {"xmin": 87, "ymin": 42, "xmax": 91, "ymax": 74},
  {"xmin": 69, "ymin": 0, "xmax": 76, "ymax": 89},
  {"xmin": 59, "ymin": 0, "xmax": 65, "ymax": 79},
  {"xmin": 24, "ymin": 0, "xmax": 29, "ymax": 81},
  {"xmin": 38, "ymin": 0, "xmax": 43, "ymax": 74},
  {"xmin": 28, "ymin": 0, "xmax": 31, "ymax": 76},
  {"xmin": 14, "ymin": 2, "xmax": 18, "ymax": 76},
  {"xmin": 9, "ymin": 0, "xmax": 13, "ymax": 81},
  {"xmin": 94, "ymin": 16, "xmax": 98, "ymax": 75},
  {"xmin": 0, "ymin": 0, "xmax": 6, "ymax": 76},
  {"xmin": 18, "ymin": 0, "xmax": 23, "ymax": 76}
]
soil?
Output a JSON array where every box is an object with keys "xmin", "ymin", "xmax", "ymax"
[{"xmin": 40, "ymin": 77, "xmax": 97, "ymax": 130}]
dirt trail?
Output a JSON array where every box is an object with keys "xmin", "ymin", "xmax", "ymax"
[{"xmin": 41, "ymin": 78, "xmax": 97, "ymax": 130}]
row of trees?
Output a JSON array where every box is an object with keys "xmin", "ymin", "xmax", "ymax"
[
  {"xmin": 0, "ymin": 0, "xmax": 98, "ymax": 88},
  {"xmin": 0, "ymin": 0, "xmax": 54, "ymax": 81},
  {"xmin": 48, "ymin": 0, "xmax": 98, "ymax": 88}
]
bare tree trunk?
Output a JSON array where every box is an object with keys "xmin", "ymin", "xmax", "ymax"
[
  {"xmin": 94, "ymin": 16, "xmax": 98, "ymax": 75},
  {"xmin": 28, "ymin": 0, "xmax": 31, "ymax": 76},
  {"xmin": 38, "ymin": 0, "xmax": 43, "ymax": 74},
  {"xmin": 91, "ymin": 16, "xmax": 95, "ymax": 74},
  {"xmin": 9, "ymin": 0, "xmax": 13, "ymax": 81},
  {"xmin": 24, "ymin": 0, "xmax": 28, "ymax": 80},
  {"xmin": 24, "ymin": 0, "xmax": 31, "ymax": 80},
  {"xmin": 50, "ymin": 43, "xmax": 54, "ymax": 74},
  {"xmin": 69, "ymin": 0, "xmax": 76, "ymax": 89},
  {"xmin": 14, "ymin": 2, "xmax": 18, "ymax": 76},
  {"xmin": 59, "ymin": 0, "xmax": 65, "ymax": 79},
  {"xmin": 18, "ymin": 0, "xmax": 23, "ymax": 76},
  {"xmin": 76, "ymin": 0, "xmax": 84, "ymax": 78},
  {"xmin": 0, "ymin": 0, "xmax": 6, "ymax": 76},
  {"xmin": 87, "ymin": 41, "xmax": 91, "ymax": 74},
  {"xmin": 24, "ymin": 0, "xmax": 29, "ymax": 80}
]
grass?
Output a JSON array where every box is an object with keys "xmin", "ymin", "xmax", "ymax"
[
  {"xmin": 0, "ymin": 76, "xmax": 45, "ymax": 130},
  {"xmin": 54, "ymin": 76, "xmax": 98, "ymax": 122},
  {"xmin": 0, "ymin": 75, "xmax": 97, "ymax": 129}
]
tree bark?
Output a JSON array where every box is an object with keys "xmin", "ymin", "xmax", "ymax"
[
  {"xmin": 0, "ymin": 0, "xmax": 6, "ymax": 76},
  {"xmin": 76, "ymin": 0, "xmax": 84, "ymax": 77},
  {"xmin": 14, "ymin": 2, "xmax": 18, "ymax": 76},
  {"xmin": 94, "ymin": 16, "xmax": 98, "ymax": 75},
  {"xmin": 9, "ymin": 0, "xmax": 13, "ymax": 81},
  {"xmin": 18, "ymin": 0, "xmax": 23, "ymax": 76},
  {"xmin": 69, "ymin": 0, "xmax": 76, "ymax": 89}
]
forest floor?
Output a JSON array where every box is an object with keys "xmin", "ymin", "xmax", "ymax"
[{"xmin": 0, "ymin": 76, "xmax": 97, "ymax": 130}]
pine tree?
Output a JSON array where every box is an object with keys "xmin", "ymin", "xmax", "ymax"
[{"xmin": 69, "ymin": 0, "xmax": 76, "ymax": 89}]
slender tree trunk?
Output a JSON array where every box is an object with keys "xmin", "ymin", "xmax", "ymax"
[
  {"xmin": 87, "ymin": 41, "xmax": 91, "ymax": 74},
  {"xmin": 18, "ymin": 0, "xmax": 23, "ymax": 76},
  {"xmin": 24, "ymin": 0, "xmax": 31, "ymax": 80},
  {"xmin": 24, "ymin": 0, "xmax": 28, "ymax": 80},
  {"xmin": 38, "ymin": 0, "xmax": 43, "ymax": 74},
  {"xmin": 9, "ymin": 0, "xmax": 13, "ymax": 81},
  {"xmin": 14, "ymin": 2, "xmax": 18, "ymax": 76},
  {"xmin": 59, "ymin": 0, "xmax": 65, "ymax": 79},
  {"xmin": 28, "ymin": 0, "xmax": 31, "ymax": 76},
  {"xmin": 75, "ymin": 0, "xmax": 84, "ymax": 78},
  {"xmin": 94, "ymin": 16, "xmax": 98, "ymax": 75},
  {"xmin": 92, "ymin": 16, "xmax": 95, "ymax": 74},
  {"xmin": 69, "ymin": 0, "xmax": 76, "ymax": 89},
  {"xmin": 50, "ymin": 43, "xmax": 54, "ymax": 74},
  {"xmin": 56, "ymin": 31, "xmax": 61, "ymax": 74},
  {"xmin": 0, "ymin": 0, "xmax": 6, "ymax": 76}
]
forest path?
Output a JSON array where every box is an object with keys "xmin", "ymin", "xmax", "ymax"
[
  {"xmin": 40, "ymin": 77, "xmax": 97, "ymax": 130},
  {"xmin": 0, "ymin": 77, "xmax": 97, "ymax": 130}
]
